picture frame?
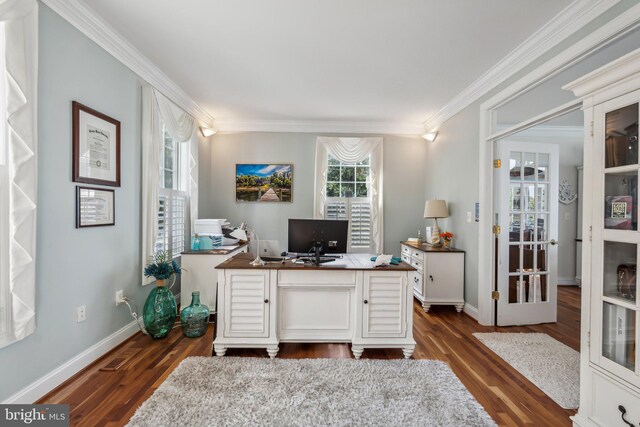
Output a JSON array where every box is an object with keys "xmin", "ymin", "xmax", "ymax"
[
  {"xmin": 76, "ymin": 186, "xmax": 115, "ymax": 228},
  {"xmin": 72, "ymin": 101, "xmax": 121, "ymax": 187},
  {"xmin": 235, "ymin": 164, "xmax": 293, "ymax": 203}
]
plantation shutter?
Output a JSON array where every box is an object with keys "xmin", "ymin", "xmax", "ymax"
[
  {"xmin": 156, "ymin": 190, "xmax": 188, "ymax": 257},
  {"xmin": 350, "ymin": 201, "xmax": 371, "ymax": 250},
  {"xmin": 325, "ymin": 199, "xmax": 371, "ymax": 252}
]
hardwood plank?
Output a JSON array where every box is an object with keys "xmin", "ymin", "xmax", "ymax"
[{"xmin": 38, "ymin": 286, "xmax": 581, "ymax": 426}]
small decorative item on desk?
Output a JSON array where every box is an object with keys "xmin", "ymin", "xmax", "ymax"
[
  {"xmin": 191, "ymin": 234, "xmax": 201, "ymax": 251},
  {"xmin": 143, "ymin": 251, "xmax": 180, "ymax": 339},
  {"xmin": 181, "ymin": 291, "xmax": 210, "ymax": 338},
  {"xmin": 441, "ymin": 232, "xmax": 454, "ymax": 248}
]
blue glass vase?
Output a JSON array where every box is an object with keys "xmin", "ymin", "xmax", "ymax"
[
  {"xmin": 143, "ymin": 279, "xmax": 177, "ymax": 339},
  {"xmin": 180, "ymin": 291, "xmax": 210, "ymax": 338}
]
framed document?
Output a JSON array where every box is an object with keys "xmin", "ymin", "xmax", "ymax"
[
  {"xmin": 72, "ymin": 101, "xmax": 121, "ymax": 187},
  {"xmin": 76, "ymin": 186, "xmax": 115, "ymax": 228}
]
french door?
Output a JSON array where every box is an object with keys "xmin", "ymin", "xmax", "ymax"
[{"xmin": 496, "ymin": 141, "xmax": 559, "ymax": 325}]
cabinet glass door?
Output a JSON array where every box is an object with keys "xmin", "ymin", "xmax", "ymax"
[{"xmin": 594, "ymin": 95, "xmax": 640, "ymax": 383}]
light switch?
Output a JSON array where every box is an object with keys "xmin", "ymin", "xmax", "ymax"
[{"xmin": 467, "ymin": 212, "xmax": 472, "ymax": 223}]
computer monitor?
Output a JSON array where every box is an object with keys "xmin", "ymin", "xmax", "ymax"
[{"xmin": 288, "ymin": 219, "xmax": 349, "ymax": 255}]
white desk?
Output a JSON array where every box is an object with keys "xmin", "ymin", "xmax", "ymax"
[{"xmin": 213, "ymin": 253, "xmax": 416, "ymax": 359}]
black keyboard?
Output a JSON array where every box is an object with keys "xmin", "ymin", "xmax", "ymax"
[{"xmin": 261, "ymin": 256, "xmax": 284, "ymax": 262}]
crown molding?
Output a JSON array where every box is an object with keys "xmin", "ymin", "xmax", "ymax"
[
  {"xmin": 215, "ymin": 119, "xmax": 425, "ymax": 135},
  {"xmin": 497, "ymin": 124, "xmax": 584, "ymax": 141},
  {"xmin": 41, "ymin": 0, "xmax": 215, "ymax": 127},
  {"xmin": 423, "ymin": 0, "xmax": 621, "ymax": 131}
]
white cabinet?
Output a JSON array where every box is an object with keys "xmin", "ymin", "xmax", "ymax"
[
  {"xmin": 402, "ymin": 243, "xmax": 465, "ymax": 313},
  {"xmin": 214, "ymin": 269, "xmax": 279, "ymax": 358},
  {"xmin": 362, "ymin": 271, "xmax": 406, "ymax": 338},
  {"xmin": 223, "ymin": 271, "xmax": 270, "ymax": 338},
  {"xmin": 180, "ymin": 244, "xmax": 248, "ymax": 312},
  {"xmin": 565, "ymin": 48, "xmax": 640, "ymax": 427}
]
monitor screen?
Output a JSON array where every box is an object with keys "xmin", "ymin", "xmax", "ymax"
[{"xmin": 288, "ymin": 219, "xmax": 349, "ymax": 254}]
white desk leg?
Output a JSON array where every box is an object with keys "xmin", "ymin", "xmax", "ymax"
[
  {"xmin": 352, "ymin": 345, "xmax": 364, "ymax": 359},
  {"xmin": 214, "ymin": 344, "xmax": 227, "ymax": 357},
  {"xmin": 267, "ymin": 345, "xmax": 279, "ymax": 359},
  {"xmin": 402, "ymin": 345, "xmax": 415, "ymax": 359}
]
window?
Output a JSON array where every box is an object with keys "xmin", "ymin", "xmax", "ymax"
[
  {"xmin": 155, "ymin": 125, "xmax": 188, "ymax": 258},
  {"xmin": 325, "ymin": 154, "xmax": 372, "ymax": 252},
  {"xmin": 0, "ymin": 22, "xmax": 9, "ymax": 338}
]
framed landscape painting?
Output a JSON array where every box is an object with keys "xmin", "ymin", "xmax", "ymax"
[{"xmin": 236, "ymin": 164, "xmax": 292, "ymax": 202}]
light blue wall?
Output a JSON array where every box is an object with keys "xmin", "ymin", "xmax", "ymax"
[
  {"xmin": 201, "ymin": 132, "xmax": 427, "ymax": 254},
  {"xmin": 0, "ymin": 5, "xmax": 147, "ymax": 401}
]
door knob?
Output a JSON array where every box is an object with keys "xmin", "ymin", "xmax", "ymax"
[
  {"xmin": 264, "ymin": 299, "xmax": 269, "ymax": 303},
  {"xmin": 550, "ymin": 239, "xmax": 558, "ymax": 246},
  {"xmin": 363, "ymin": 299, "xmax": 368, "ymax": 304}
]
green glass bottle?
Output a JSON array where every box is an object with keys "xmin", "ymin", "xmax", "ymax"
[
  {"xmin": 180, "ymin": 291, "xmax": 210, "ymax": 338},
  {"xmin": 143, "ymin": 279, "xmax": 177, "ymax": 339}
]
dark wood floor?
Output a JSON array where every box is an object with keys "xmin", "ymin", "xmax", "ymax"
[{"xmin": 39, "ymin": 286, "xmax": 581, "ymax": 426}]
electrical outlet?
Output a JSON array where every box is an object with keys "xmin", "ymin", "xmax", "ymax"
[
  {"xmin": 77, "ymin": 305, "xmax": 86, "ymax": 323},
  {"xmin": 116, "ymin": 290, "xmax": 124, "ymax": 306}
]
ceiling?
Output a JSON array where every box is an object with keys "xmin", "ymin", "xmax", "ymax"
[{"xmin": 82, "ymin": 0, "xmax": 571, "ymax": 127}]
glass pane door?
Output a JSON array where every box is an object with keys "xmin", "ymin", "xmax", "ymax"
[
  {"xmin": 508, "ymin": 151, "xmax": 550, "ymax": 304},
  {"xmin": 596, "ymin": 97, "xmax": 640, "ymax": 379}
]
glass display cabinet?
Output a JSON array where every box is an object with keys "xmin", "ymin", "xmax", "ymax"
[{"xmin": 566, "ymin": 49, "xmax": 640, "ymax": 427}]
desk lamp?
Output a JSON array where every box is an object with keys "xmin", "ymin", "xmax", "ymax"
[{"xmin": 424, "ymin": 199, "xmax": 448, "ymax": 246}]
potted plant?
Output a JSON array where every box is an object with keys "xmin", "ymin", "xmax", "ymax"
[
  {"xmin": 440, "ymin": 232, "xmax": 454, "ymax": 248},
  {"xmin": 142, "ymin": 251, "xmax": 181, "ymax": 339}
]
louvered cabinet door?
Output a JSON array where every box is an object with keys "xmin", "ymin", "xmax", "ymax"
[
  {"xmin": 223, "ymin": 271, "xmax": 270, "ymax": 338},
  {"xmin": 362, "ymin": 272, "xmax": 406, "ymax": 338}
]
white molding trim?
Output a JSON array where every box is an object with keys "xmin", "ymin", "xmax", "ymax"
[
  {"xmin": 477, "ymin": 1, "xmax": 640, "ymax": 327},
  {"xmin": 215, "ymin": 119, "xmax": 425, "ymax": 135},
  {"xmin": 463, "ymin": 304, "xmax": 479, "ymax": 320},
  {"xmin": 3, "ymin": 321, "xmax": 139, "ymax": 404},
  {"xmin": 40, "ymin": 0, "xmax": 215, "ymax": 127},
  {"xmin": 558, "ymin": 277, "xmax": 579, "ymax": 285},
  {"xmin": 496, "ymin": 125, "xmax": 584, "ymax": 141},
  {"xmin": 424, "ymin": 0, "xmax": 622, "ymax": 131}
]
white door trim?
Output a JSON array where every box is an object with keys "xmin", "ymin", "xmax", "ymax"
[{"xmin": 477, "ymin": 6, "xmax": 640, "ymax": 326}]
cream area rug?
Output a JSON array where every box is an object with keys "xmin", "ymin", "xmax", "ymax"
[
  {"xmin": 473, "ymin": 332, "xmax": 580, "ymax": 409},
  {"xmin": 127, "ymin": 357, "xmax": 496, "ymax": 426}
]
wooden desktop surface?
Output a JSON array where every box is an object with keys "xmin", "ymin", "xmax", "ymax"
[{"xmin": 216, "ymin": 252, "xmax": 415, "ymax": 271}]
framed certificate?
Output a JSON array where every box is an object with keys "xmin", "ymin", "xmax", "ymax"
[
  {"xmin": 76, "ymin": 186, "xmax": 115, "ymax": 228},
  {"xmin": 72, "ymin": 101, "xmax": 121, "ymax": 187}
]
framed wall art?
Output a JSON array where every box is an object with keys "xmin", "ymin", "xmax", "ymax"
[
  {"xmin": 235, "ymin": 164, "xmax": 293, "ymax": 202},
  {"xmin": 72, "ymin": 101, "xmax": 121, "ymax": 187},
  {"xmin": 76, "ymin": 186, "xmax": 115, "ymax": 228}
]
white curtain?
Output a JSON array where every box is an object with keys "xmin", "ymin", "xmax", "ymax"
[
  {"xmin": 313, "ymin": 137, "xmax": 384, "ymax": 253},
  {"xmin": 0, "ymin": 0, "xmax": 38, "ymax": 348},
  {"xmin": 141, "ymin": 85, "xmax": 162, "ymax": 285},
  {"xmin": 154, "ymin": 90, "xmax": 198, "ymax": 230},
  {"xmin": 140, "ymin": 86, "xmax": 199, "ymax": 285}
]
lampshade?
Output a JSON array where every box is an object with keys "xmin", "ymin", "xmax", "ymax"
[{"xmin": 424, "ymin": 200, "xmax": 448, "ymax": 219}]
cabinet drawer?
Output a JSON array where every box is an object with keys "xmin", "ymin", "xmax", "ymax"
[
  {"xmin": 401, "ymin": 254, "xmax": 411, "ymax": 265},
  {"xmin": 412, "ymin": 249, "xmax": 424, "ymax": 260},
  {"xmin": 410, "ymin": 258, "xmax": 423, "ymax": 271},
  {"xmin": 591, "ymin": 370, "xmax": 640, "ymax": 427},
  {"xmin": 401, "ymin": 245, "xmax": 412, "ymax": 256}
]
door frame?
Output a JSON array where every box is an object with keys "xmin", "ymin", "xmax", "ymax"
[
  {"xmin": 496, "ymin": 140, "xmax": 560, "ymax": 325},
  {"xmin": 476, "ymin": 12, "xmax": 640, "ymax": 326}
]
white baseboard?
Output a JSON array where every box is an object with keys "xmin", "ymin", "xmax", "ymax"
[
  {"xmin": 558, "ymin": 277, "xmax": 578, "ymax": 285},
  {"xmin": 3, "ymin": 320, "xmax": 139, "ymax": 404},
  {"xmin": 463, "ymin": 303, "xmax": 479, "ymax": 320}
]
